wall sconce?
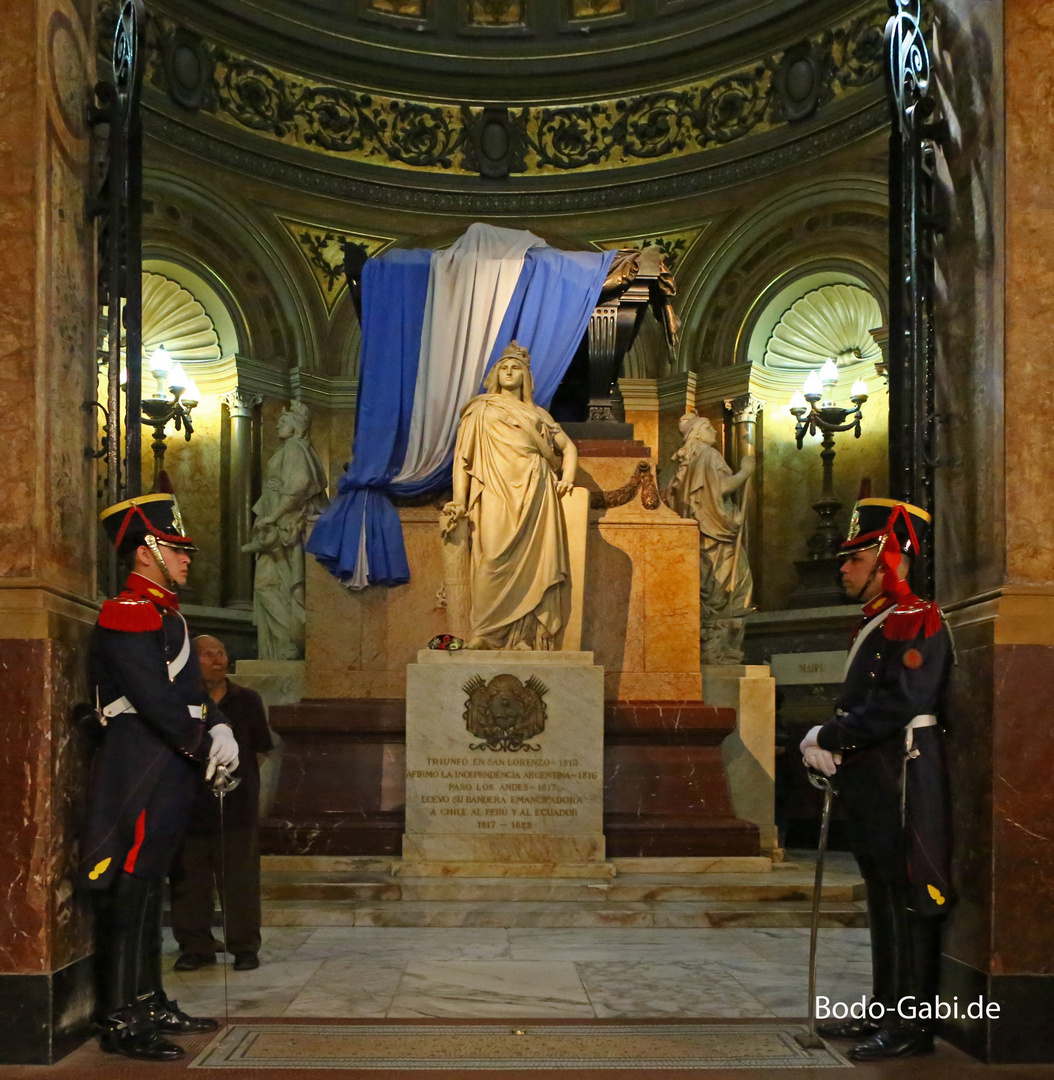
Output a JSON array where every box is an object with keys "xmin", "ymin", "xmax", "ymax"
[
  {"xmin": 140, "ymin": 344, "xmax": 198, "ymax": 489},
  {"xmin": 789, "ymin": 358, "xmax": 868, "ymax": 559}
]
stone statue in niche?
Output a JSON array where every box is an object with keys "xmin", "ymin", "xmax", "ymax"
[
  {"xmin": 243, "ymin": 401, "xmax": 329, "ymax": 660},
  {"xmin": 666, "ymin": 410, "xmax": 755, "ymax": 665},
  {"xmin": 440, "ymin": 342, "xmax": 577, "ymax": 650}
]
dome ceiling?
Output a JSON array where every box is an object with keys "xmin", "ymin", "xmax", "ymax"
[
  {"xmin": 154, "ymin": 0, "xmax": 868, "ymax": 101},
  {"xmin": 130, "ymin": 0, "xmax": 890, "ymax": 210}
]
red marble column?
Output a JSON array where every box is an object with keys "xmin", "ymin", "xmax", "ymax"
[{"xmin": 0, "ymin": 0, "xmax": 98, "ymax": 1064}]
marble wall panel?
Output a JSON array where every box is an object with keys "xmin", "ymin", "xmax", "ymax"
[
  {"xmin": 46, "ymin": 622, "xmax": 95, "ymax": 972},
  {"xmin": 990, "ymin": 644, "xmax": 1054, "ymax": 974},
  {"xmin": 0, "ymin": 1, "xmax": 95, "ymax": 597},
  {"xmin": 932, "ymin": 0, "xmax": 1005, "ymax": 603},
  {"xmin": 942, "ymin": 638, "xmax": 994, "ymax": 974},
  {"xmin": 0, "ymin": 640, "xmax": 51, "ymax": 971},
  {"xmin": 0, "ymin": 2, "xmax": 42, "ymax": 582},
  {"xmin": 0, "ymin": 626, "xmax": 93, "ymax": 975},
  {"xmin": 1004, "ymin": 2, "xmax": 1054, "ymax": 584},
  {"xmin": 603, "ymin": 746, "xmax": 733, "ymax": 817},
  {"xmin": 584, "ymin": 524, "xmax": 643, "ymax": 676}
]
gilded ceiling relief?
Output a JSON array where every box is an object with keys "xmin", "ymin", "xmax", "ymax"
[
  {"xmin": 277, "ymin": 219, "xmax": 395, "ymax": 313},
  {"xmin": 591, "ymin": 227, "xmax": 709, "ymax": 271},
  {"xmin": 143, "ymin": 3, "xmax": 886, "ymax": 177},
  {"xmin": 368, "ymin": 0, "xmax": 425, "ymax": 15},
  {"xmin": 467, "ymin": 0, "xmax": 525, "ymax": 26},
  {"xmin": 572, "ymin": 0, "xmax": 624, "ymax": 16}
]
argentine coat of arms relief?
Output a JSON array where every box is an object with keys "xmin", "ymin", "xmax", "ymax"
[{"xmin": 462, "ymin": 673, "xmax": 548, "ymax": 752}]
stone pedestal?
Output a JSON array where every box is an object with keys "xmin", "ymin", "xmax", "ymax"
[
  {"xmin": 702, "ymin": 665, "xmax": 777, "ymax": 854},
  {"xmin": 233, "ymin": 660, "xmax": 304, "ymax": 817},
  {"xmin": 402, "ymin": 650, "xmax": 608, "ymax": 877},
  {"xmin": 234, "ymin": 658, "xmax": 305, "ymax": 708}
]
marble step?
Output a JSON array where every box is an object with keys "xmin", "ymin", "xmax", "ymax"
[
  {"xmin": 259, "ymin": 871, "xmax": 864, "ymax": 904},
  {"xmin": 259, "ymin": 898, "xmax": 867, "ymax": 929},
  {"xmin": 259, "ymin": 855, "xmax": 774, "ymax": 875}
]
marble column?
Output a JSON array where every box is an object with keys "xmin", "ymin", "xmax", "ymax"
[
  {"xmin": 932, "ymin": 0, "xmax": 1054, "ymax": 1063},
  {"xmin": 222, "ymin": 389, "xmax": 261, "ymax": 609},
  {"xmin": 0, "ymin": 0, "xmax": 98, "ymax": 1063}
]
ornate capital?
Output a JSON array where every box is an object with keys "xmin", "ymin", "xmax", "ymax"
[
  {"xmin": 724, "ymin": 394, "xmax": 765, "ymax": 424},
  {"xmin": 222, "ymin": 389, "xmax": 262, "ymax": 419}
]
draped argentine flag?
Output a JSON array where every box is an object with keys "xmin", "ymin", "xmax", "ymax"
[{"xmin": 306, "ymin": 223, "xmax": 616, "ymax": 588}]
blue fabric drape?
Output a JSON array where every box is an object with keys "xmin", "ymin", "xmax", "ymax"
[
  {"xmin": 306, "ymin": 251, "xmax": 431, "ymax": 584},
  {"xmin": 484, "ymin": 246, "xmax": 616, "ymax": 409},
  {"xmin": 307, "ymin": 240, "xmax": 616, "ymax": 586}
]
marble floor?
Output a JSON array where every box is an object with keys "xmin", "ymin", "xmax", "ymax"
[{"xmin": 162, "ymin": 925, "xmax": 872, "ymax": 1021}]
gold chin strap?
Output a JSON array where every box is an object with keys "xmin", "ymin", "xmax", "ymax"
[{"xmin": 143, "ymin": 535, "xmax": 179, "ymax": 588}]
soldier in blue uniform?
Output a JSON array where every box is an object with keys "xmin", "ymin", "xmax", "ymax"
[
  {"xmin": 800, "ymin": 498, "xmax": 954, "ymax": 1061},
  {"xmin": 81, "ymin": 494, "xmax": 240, "ymax": 1060}
]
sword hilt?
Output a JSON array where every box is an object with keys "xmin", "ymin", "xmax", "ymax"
[
  {"xmin": 806, "ymin": 769, "xmax": 836, "ymax": 795},
  {"xmin": 210, "ymin": 765, "xmax": 241, "ymax": 795}
]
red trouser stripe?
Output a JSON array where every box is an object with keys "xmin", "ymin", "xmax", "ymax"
[{"xmin": 124, "ymin": 810, "xmax": 147, "ymax": 873}]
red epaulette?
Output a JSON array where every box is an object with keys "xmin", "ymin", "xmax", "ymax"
[
  {"xmin": 882, "ymin": 596, "xmax": 943, "ymax": 642},
  {"xmin": 98, "ymin": 595, "xmax": 163, "ymax": 632}
]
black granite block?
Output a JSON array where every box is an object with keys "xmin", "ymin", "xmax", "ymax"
[
  {"xmin": 940, "ymin": 955, "xmax": 1054, "ymax": 1063},
  {"xmin": 0, "ymin": 955, "xmax": 93, "ymax": 1064}
]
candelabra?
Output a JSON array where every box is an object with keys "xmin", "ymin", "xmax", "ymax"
[
  {"xmin": 789, "ymin": 358, "xmax": 869, "ymax": 560},
  {"xmin": 140, "ymin": 345, "xmax": 197, "ymax": 489}
]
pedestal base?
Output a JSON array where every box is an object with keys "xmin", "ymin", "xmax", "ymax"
[
  {"xmin": 404, "ymin": 650, "xmax": 605, "ymax": 877},
  {"xmin": 701, "ymin": 665, "xmax": 777, "ymax": 855},
  {"xmin": 233, "ymin": 659, "xmax": 305, "ymax": 707}
]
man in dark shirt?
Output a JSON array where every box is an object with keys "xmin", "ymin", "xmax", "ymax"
[
  {"xmin": 169, "ymin": 635, "xmax": 274, "ymax": 972},
  {"xmin": 800, "ymin": 499, "xmax": 954, "ymax": 1061}
]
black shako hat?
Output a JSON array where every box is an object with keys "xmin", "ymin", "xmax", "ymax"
[
  {"xmin": 842, "ymin": 498, "xmax": 931, "ymax": 556},
  {"xmin": 99, "ymin": 493, "xmax": 196, "ymax": 557}
]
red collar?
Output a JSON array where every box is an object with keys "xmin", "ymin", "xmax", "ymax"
[
  {"xmin": 125, "ymin": 572, "xmax": 180, "ymax": 611},
  {"xmin": 862, "ymin": 593, "xmax": 893, "ymax": 619}
]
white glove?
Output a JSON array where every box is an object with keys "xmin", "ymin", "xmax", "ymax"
[
  {"xmin": 800, "ymin": 724, "xmax": 841, "ymax": 777},
  {"xmin": 205, "ymin": 723, "xmax": 239, "ymax": 781}
]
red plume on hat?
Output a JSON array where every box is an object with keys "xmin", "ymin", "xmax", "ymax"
[{"xmin": 874, "ymin": 504, "xmax": 942, "ymax": 641}]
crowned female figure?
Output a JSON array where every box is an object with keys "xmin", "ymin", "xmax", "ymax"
[{"xmin": 442, "ymin": 342, "xmax": 577, "ymax": 650}]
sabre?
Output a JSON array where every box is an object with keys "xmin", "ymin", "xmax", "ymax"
[
  {"xmin": 795, "ymin": 769, "xmax": 836, "ymax": 1051},
  {"xmin": 210, "ymin": 766, "xmax": 241, "ymax": 1033}
]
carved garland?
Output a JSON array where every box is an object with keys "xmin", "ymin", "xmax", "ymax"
[
  {"xmin": 136, "ymin": 3, "xmax": 888, "ymax": 177},
  {"xmin": 589, "ymin": 461, "xmax": 661, "ymax": 511}
]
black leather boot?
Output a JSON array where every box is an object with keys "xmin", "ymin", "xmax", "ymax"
[
  {"xmin": 815, "ymin": 1016, "xmax": 880, "ymax": 1040},
  {"xmin": 100, "ymin": 1010, "xmax": 186, "ymax": 1060},
  {"xmin": 137, "ymin": 879, "xmax": 219, "ymax": 1034},
  {"xmin": 98, "ymin": 874, "xmax": 184, "ymax": 1060},
  {"xmin": 848, "ymin": 1024, "xmax": 934, "ymax": 1061}
]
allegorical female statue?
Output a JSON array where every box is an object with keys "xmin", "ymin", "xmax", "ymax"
[
  {"xmin": 666, "ymin": 410, "xmax": 755, "ymax": 664},
  {"xmin": 441, "ymin": 342, "xmax": 577, "ymax": 651},
  {"xmin": 243, "ymin": 402, "xmax": 329, "ymax": 659}
]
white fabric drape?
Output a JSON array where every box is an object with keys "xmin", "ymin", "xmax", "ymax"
[{"xmin": 393, "ymin": 223, "xmax": 544, "ymax": 485}]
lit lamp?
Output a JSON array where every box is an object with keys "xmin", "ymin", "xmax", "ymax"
[
  {"xmin": 789, "ymin": 360, "xmax": 869, "ymax": 560},
  {"xmin": 140, "ymin": 344, "xmax": 197, "ymax": 489}
]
